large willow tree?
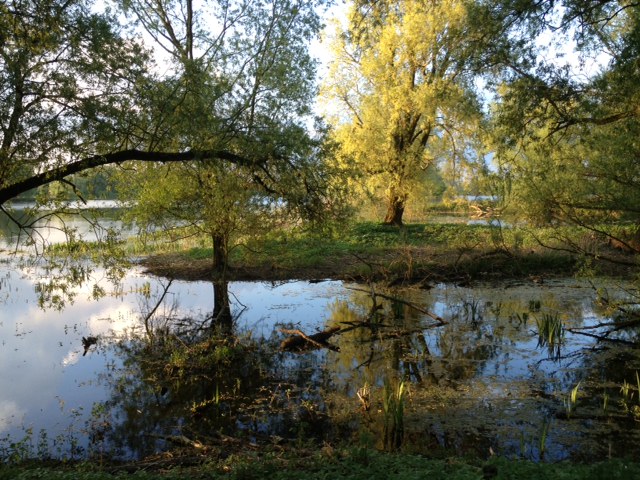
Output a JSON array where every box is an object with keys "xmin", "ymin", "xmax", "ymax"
[{"xmin": 322, "ymin": 0, "xmax": 498, "ymax": 226}]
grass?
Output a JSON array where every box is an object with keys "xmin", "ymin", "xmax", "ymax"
[
  {"xmin": 3, "ymin": 453, "xmax": 640, "ymax": 479},
  {"xmin": 535, "ymin": 313, "xmax": 565, "ymax": 360},
  {"xmin": 41, "ymin": 218, "xmax": 631, "ymax": 283},
  {"xmin": 137, "ymin": 220, "xmax": 612, "ymax": 283}
]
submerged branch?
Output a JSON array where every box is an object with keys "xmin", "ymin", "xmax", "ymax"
[
  {"xmin": 280, "ymin": 326, "xmax": 341, "ymax": 352},
  {"xmin": 566, "ymin": 328, "xmax": 639, "ymax": 347}
]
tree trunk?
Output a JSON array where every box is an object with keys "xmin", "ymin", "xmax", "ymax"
[
  {"xmin": 212, "ymin": 234, "xmax": 228, "ymax": 275},
  {"xmin": 212, "ymin": 280, "xmax": 232, "ymax": 333},
  {"xmin": 383, "ymin": 194, "xmax": 406, "ymax": 226},
  {"xmin": 211, "ymin": 234, "xmax": 231, "ymax": 332}
]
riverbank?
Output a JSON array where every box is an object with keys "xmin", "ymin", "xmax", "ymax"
[
  {"xmin": 139, "ymin": 222, "xmax": 637, "ymax": 284},
  {"xmin": 3, "ymin": 450, "xmax": 640, "ymax": 479}
]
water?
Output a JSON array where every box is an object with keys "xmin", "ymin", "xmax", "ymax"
[
  {"xmin": 1, "ymin": 257, "xmax": 639, "ymax": 462},
  {"xmin": 0, "ymin": 201, "xmax": 130, "ymax": 251},
  {"xmin": 1, "ymin": 206, "xmax": 639, "ymax": 461}
]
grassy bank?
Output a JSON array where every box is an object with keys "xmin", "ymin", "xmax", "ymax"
[
  {"xmin": 139, "ymin": 221, "xmax": 635, "ymax": 283},
  {"xmin": 3, "ymin": 452, "xmax": 640, "ymax": 479}
]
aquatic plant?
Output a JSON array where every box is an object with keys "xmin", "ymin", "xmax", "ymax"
[
  {"xmin": 564, "ymin": 381, "xmax": 581, "ymax": 418},
  {"xmin": 462, "ymin": 298, "xmax": 483, "ymax": 323},
  {"xmin": 620, "ymin": 379, "xmax": 634, "ymax": 412},
  {"xmin": 539, "ymin": 417, "xmax": 551, "ymax": 461},
  {"xmin": 618, "ymin": 373, "xmax": 640, "ymax": 420},
  {"xmin": 382, "ymin": 380, "xmax": 406, "ymax": 451},
  {"xmin": 357, "ymin": 383, "xmax": 371, "ymax": 411},
  {"xmin": 535, "ymin": 313, "xmax": 565, "ymax": 360}
]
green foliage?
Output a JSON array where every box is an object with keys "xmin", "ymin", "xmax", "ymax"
[
  {"xmin": 564, "ymin": 381, "xmax": 582, "ymax": 418},
  {"xmin": 490, "ymin": 0, "xmax": 640, "ymax": 250},
  {"xmin": 535, "ymin": 313, "xmax": 565, "ymax": 360},
  {"xmin": 4, "ymin": 455, "xmax": 640, "ymax": 479},
  {"xmin": 111, "ymin": 0, "xmax": 344, "ymax": 272},
  {"xmin": 0, "ymin": 0, "xmax": 149, "ymax": 202},
  {"xmin": 322, "ymin": 0, "xmax": 492, "ymax": 225},
  {"xmin": 382, "ymin": 379, "xmax": 406, "ymax": 451}
]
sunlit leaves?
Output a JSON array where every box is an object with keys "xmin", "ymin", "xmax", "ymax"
[{"xmin": 322, "ymin": 0, "xmax": 488, "ymax": 224}]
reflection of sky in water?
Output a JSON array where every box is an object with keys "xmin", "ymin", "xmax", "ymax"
[
  {"xmin": 0, "ymin": 257, "xmax": 636, "ymax": 458},
  {"xmin": 0, "ymin": 263, "xmax": 344, "ymax": 451},
  {"xmin": 423, "ymin": 279, "xmax": 616, "ymax": 382},
  {"xmin": 0, "ymin": 202, "xmax": 131, "ymax": 250}
]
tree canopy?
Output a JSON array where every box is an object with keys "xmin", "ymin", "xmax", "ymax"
[
  {"xmin": 0, "ymin": 0, "xmax": 331, "ymax": 221},
  {"xmin": 2, "ymin": 0, "xmax": 639, "ymax": 259},
  {"xmin": 321, "ymin": 0, "xmax": 508, "ymax": 225},
  {"xmin": 489, "ymin": 0, "xmax": 640, "ymax": 250}
]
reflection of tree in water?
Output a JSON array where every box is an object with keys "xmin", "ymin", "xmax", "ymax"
[
  {"xmin": 84, "ymin": 280, "xmax": 640, "ymax": 462},
  {"xmin": 87, "ymin": 280, "xmax": 334, "ymax": 460},
  {"xmin": 547, "ymin": 289, "xmax": 640, "ymax": 461},
  {"xmin": 326, "ymin": 287, "xmax": 510, "ymax": 388},
  {"xmin": 434, "ymin": 299, "xmax": 501, "ymax": 381}
]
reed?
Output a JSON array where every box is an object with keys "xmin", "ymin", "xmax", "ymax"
[
  {"xmin": 535, "ymin": 313, "xmax": 565, "ymax": 359},
  {"xmin": 564, "ymin": 381, "xmax": 581, "ymax": 418},
  {"xmin": 382, "ymin": 380, "xmax": 406, "ymax": 451}
]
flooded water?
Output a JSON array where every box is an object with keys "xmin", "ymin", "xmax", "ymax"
[
  {"xmin": 0, "ymin": 201, "xmax": 130, "ymax": 251},
  {"xmin": 1, "ymin": 256, "xmax": 639, "ymax": 462}
]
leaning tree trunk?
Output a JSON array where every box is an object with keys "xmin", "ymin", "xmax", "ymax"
[{"xmin": 383, "ymin": 193, "xmax": 406, "ymax": 226}]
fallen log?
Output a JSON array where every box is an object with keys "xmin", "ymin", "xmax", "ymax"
[{"xmin": 280, "ymin": 326, "xmax": 341, "ymax": 352}]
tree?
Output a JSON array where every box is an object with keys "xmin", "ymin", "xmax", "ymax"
[
  {"xmin": 490, "ymin": 0, "xmax": 640, "ymax": 253},
  {"xmin": 0, "ymin": 0, "xmax": 341, "ymax": 314},
  {"xmin": 0, "ymin": 0, "xmax": 147, "ymax": 207},
  {"xmin": 114, "ymin": 0, "xmax": 332, "ymax": 280},
  {"xmin": 322, "ymin": 0, "xmax": 495, "ymax": 226},
  {"xmin": 0, "ymin": 0, "xmax": 333, "ymax": 239}
]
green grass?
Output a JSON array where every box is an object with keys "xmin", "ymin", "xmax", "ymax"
[
  {"xmin": 3, "ymin": 454, "xmax": 640, "ymax": 479},
  {"xmin": 132, "ymin": 220, "xmax": 627, "ymax": 282},
  {"xmin": 44, "ymin": 220, "xmax": 631, "ymax": 282}
]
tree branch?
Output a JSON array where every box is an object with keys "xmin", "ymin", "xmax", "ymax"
[{"xmin": 0, "ymin": 148, "xmax": 256, "ymax": 205}]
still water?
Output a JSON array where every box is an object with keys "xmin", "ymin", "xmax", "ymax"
[
  {"xmin": 1, "ymin": 255, "xmax": 639, "ymax": 462},
  {"xmin": 0, "ymin": 200, "xmax": 130, "ymax": 251}
]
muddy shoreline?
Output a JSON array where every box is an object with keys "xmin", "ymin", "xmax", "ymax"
[{"xmin": 139, "ymin": 248, "xmax": 635, "ymax": 286}]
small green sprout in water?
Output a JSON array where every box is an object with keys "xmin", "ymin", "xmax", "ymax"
[
  {"xmin": 564, "ymin": 381, "xmax": 581, "ymax": 418},
  {"xmin": 620, "ymin": 379, "xmax": 634, "ymax": 412},
  {"xmin": 603, "ymin": 391, "xmax": 610, "ymax": 413},
  {"xmin": 619, "ymin": 375, "xmax": 640, "ymax": 419},
  {"xmin": 539, "ymin": 417, "xmax": 552, "ymax": 461}
]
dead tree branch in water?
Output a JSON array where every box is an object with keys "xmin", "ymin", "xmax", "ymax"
[{"xmin": 280, "ymin": 326, "xmax": 341, "ymax": 352}]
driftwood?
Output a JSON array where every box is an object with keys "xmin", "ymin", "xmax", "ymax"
[{"xmin": 280, "ymin": 326, "xmax": 341, "ymax": 352}]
